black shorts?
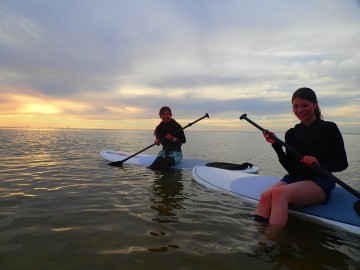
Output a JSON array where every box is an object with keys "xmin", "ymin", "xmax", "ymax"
[{"xmin": 280, "ymin": 174, "xmax": 336, "ymax": 203}]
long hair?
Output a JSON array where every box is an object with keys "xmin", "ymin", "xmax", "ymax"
[{"xmin": 292, "ymin": 87, "xmax": 323, "ymax": 120}]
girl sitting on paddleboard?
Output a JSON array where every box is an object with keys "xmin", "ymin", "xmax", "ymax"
[
  {"xmin": 253, "ymin": 87, "xmax": 348, "ymax": 226},
  {"xmin": 148, "ymin": 106, "xmax": 186, "ymax": 170}
]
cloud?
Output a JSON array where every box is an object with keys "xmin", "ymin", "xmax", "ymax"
[{"xmin": 0, "ymin": 0, "xmax": 360, "ymax": 132}]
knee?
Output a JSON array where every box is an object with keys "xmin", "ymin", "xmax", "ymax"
[
  {"xmin": 271, "ymin": 187, "xmax": 288, "ymax": 204},
  {"xmin": 259, "ymin": 190, "xmax": 272, "ymax": 204}
]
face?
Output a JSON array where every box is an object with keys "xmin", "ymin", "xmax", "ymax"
[
  {"xmin": 292, "ymin": 97, "xmax": 317, "ymax": 125},
  {"xmin": 160, "ymin": 110, "xmax": 172, "ymax": 123}
]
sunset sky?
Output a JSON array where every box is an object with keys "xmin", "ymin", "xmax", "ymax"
[{"xmin": 1, "ymin": 0, "xmax": 360, "ymax": 132}]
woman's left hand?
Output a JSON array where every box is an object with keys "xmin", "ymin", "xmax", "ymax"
[
  {"xmin": 300, "ymin": 155, "xmax": 319, "ymax": 167},
  {"xmin": 154, "ymin": 139, "xmax": 161, "ymax": 145}
]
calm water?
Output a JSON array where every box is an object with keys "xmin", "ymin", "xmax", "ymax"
[{"xmin": 0, "ymin": 128, "xmax": 359, "ymax": 270}]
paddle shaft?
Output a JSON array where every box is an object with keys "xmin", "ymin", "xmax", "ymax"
[
  {"xmin": 240, "ymin": 113, "xmax": 360, "ymax": 201},
  {"xmin": 108, "ymin": 113, "xmax": 209, "ymax": 166}
]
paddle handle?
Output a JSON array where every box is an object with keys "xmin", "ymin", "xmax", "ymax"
[
  {"xmin": 182, "ymin": 113, "xmax": 209, "ymax": 130},
  {"xmin": 240, "ymin": 113, "xmax": 360, "ymax": 200}
]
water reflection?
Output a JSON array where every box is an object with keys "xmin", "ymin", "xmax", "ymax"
[
  {"xmin": 149, "ymin": 169, "xmax": 185, "ymax": 224},
  {"xmin": 147, "ymin": 169, "xmax": 185, "ymax": 253},
  {"xmin": 249, "ymin": 218, "xmax": 360, "ymax": 269},
  {"xmin": 0, "ymin": 129, "xmax": 359, "ymax": 269}
]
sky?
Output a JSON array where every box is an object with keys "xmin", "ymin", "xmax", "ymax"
[{"xmin": 1, "ymin": 0, "xmax": 360, "ymax": 133}]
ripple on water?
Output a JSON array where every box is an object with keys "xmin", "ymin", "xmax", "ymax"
[{"xmin": 0, "ymin": 129, "xmax": 359, "ymax": 269}]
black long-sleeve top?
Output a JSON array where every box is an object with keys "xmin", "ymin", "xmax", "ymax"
[
  {"xmin": 272, "ymin": 118, "xmax": 348, "ymax": 180},
  {"xmin": 154, "ymin": 118, "xmax": 186, "ymax": 152}
]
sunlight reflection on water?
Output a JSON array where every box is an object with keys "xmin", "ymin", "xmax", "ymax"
[{"xmin": 0, "ymin": 128, "xmax": 359, "ymax": 269}]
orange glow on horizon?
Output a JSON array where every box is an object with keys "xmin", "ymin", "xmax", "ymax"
[{"xmin": 1, "ymin": 88, "xmax": 359, "ymax": 132}]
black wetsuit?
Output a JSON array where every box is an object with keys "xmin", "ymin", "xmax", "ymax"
[
  {"xmin": 154, "ymin": 118, "xmax": 186, "ymax": 152},
  {"xmin": 272, "ymin": 118, "xmax": 348, "ymax": 180},
  {"xmin": 148, "ymin": 119, "xmax": 186, "ymax": 170}
]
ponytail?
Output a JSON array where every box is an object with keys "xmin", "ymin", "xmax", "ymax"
[{"xmin": 314, "ymin": 106, "xmax": 322, "ymax": 120}]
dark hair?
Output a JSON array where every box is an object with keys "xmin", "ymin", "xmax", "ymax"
[
  {"xmin": 159, "ymin": 106, "xmax": 172, "ymax": 115},
  {"xmin": 292, "ymin": 87, "xmax": 323, "ymax": 119}
]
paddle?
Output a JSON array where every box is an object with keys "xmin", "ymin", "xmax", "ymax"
[
  {"xmin": 107, "ymin": 113, "xmax": 210, "ymax": 167},
  {"xmin": 239, "ymin": 113, "xmax": 360, "ymax": 216}
]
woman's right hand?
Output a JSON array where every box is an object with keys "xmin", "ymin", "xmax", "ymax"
[{"xmin": 263, "ymin": 131, "xmax": 276, "ymax": 144}]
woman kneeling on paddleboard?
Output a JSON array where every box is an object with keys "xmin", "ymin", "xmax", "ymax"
[
  {"xmin": 253, "ymin": 87, "xmax": 348, "ymax": 226},
  {"xmin": 148, "ymin": 106, "xmax": 186, "ymax": 170}
]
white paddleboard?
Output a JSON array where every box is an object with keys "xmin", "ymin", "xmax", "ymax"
[
  {"xmin": 192, "ymin": 165, "xmax": 360, "ymax": 235},
  {"xmin": 101, "ymin": 150, "xmax": 259, "ymax": 173}
]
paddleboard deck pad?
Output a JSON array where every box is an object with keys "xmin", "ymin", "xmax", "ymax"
[
  {"xmin": 101, "ymin": 150, "xmax": 258, "ymax": 173},
  {"xmin": 192, "ymin": 166, "xmax": 360, "ymax": 235}
]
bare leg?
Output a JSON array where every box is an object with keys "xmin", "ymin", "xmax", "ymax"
[
  {"xmin": 269, "ymin": 180, "xmax": 326, "ymax": 225},
  {"xmin": 255, "ymin": 182, "xmax": 287, "ymax": 220}
]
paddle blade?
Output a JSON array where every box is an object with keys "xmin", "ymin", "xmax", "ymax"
[
  {"xmin": 354, "ymin": 200, "xmax": 360, "ymax": 217},
  {"xmin": 107, "ymin": 161, "xmax": 124, "ymax": 167},
  {"xmin": 205, "ymin": 162, "xmax": 253, "ymax": 170}
]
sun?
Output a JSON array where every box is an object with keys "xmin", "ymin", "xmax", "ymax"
[{"xmin": 22, "ymin": 103, "xmax": 61, "ymax": 114}]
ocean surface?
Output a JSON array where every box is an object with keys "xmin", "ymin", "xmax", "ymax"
[{"xmin": 0, "ymin": 128, "xmax": 359, "ymax": 270}]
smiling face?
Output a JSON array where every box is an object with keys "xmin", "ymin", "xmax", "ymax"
[
  {"xmin": 160, "ymin": 110, "xmax": 172, "ymax": 123},
  {"xmin": 292, "ymin": 97, "xmax": 317, "ymax": 125}
]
